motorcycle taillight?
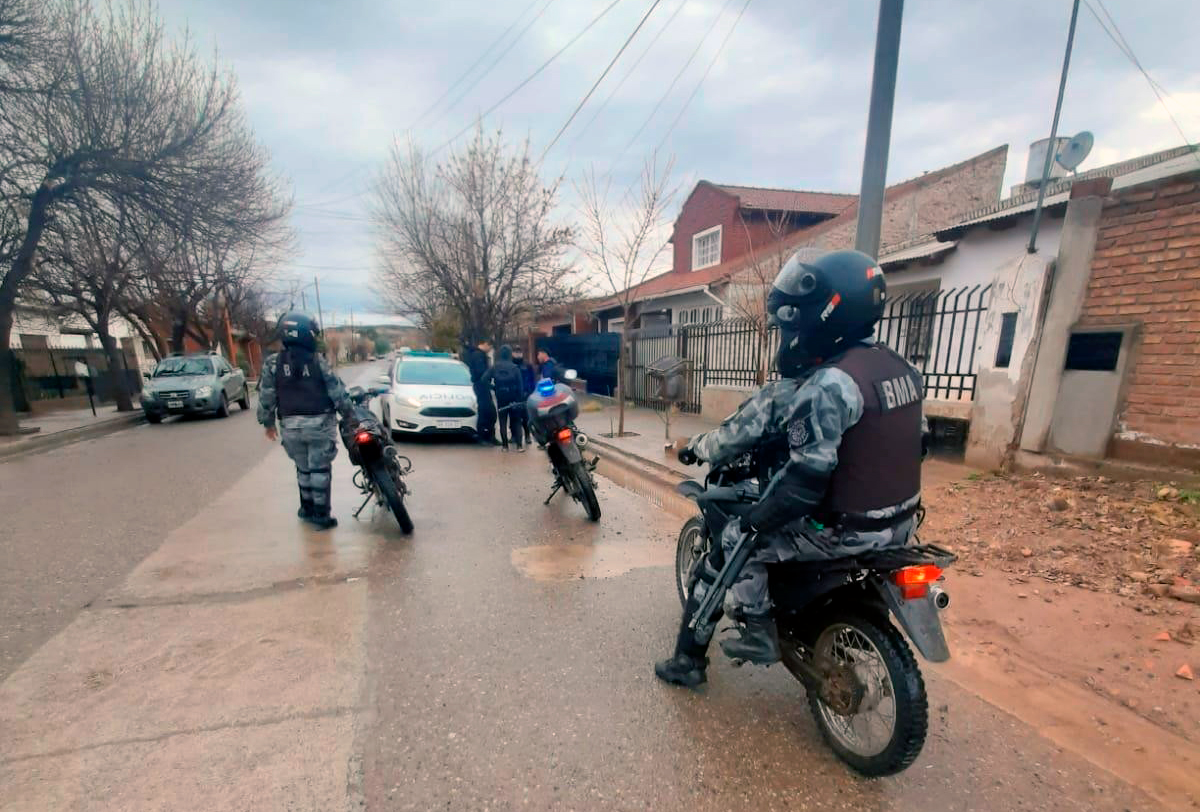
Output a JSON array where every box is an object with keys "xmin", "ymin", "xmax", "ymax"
[{"xmin": 355, "ymin": 430, "xmax": 372, "ymax": 444}]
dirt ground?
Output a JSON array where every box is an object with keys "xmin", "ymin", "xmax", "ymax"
[{"xmin": 919, "ymin": 466, "xmax": 1200, "ymax": 761}]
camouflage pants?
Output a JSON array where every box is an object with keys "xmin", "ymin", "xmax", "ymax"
[
  {"xmin": 280, "ymin": 415, "xmax": 339, "ymax": 510},
  {"xmin": 694, "ymin": 512, "xmax": 917, "ymax": 617}
]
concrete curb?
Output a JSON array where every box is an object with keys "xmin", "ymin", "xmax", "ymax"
[
  {"xmin": 0, "ymin": 412, "xmax": 146, "ymax": 461},
  {"xmin": 583, "ymin": 432, "xmax": 687, "ymax": 492}
]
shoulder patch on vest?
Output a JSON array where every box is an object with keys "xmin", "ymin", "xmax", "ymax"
[
  {"xmin": 788, "ymin": 412, "xmax": 816, "ymax": 449},
  {"xmin": 874, "ymin": 371, "xmax": 923, "ymax": 412}
]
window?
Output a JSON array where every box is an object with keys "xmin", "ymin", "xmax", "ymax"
[
  {"xmin": 395, "ymin": 360, "xmax": 472, "ymax": 386},
  {"xmin": 679, "ymin": 311, "xmax": 689, "ymax": 325},
  {"xmin": 1065, "ymin": 332, "xmax": 1123, "ymax": 371},
  {"xmin": 691, "ymin": 225, "xmax": 722, "ymax": 270},
  {"xmin": 994, "ymin": 313, "xmax": 1018, "ymax": 368}
]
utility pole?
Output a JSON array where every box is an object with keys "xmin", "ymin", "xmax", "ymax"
[
  {"xmin": 854, "ymin": 0, "xmax": 904, "ymax": 261},
  {"xmin": 301, "ymin": 288, "xmax": 308, "ymax": 311},
  {"xmin": 1028, "ymin": 0, "xmax": 1080, "ymax": 254},
  {"xmin": 313, "ymin": 276, "xmax": 329, "ymax": 365}
]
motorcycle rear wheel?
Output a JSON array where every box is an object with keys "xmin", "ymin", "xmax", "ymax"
[
  {"xmin": 803, "ymin": 613, "xmax": 927, "ymax": 777},
  {"xmin": 571, "ymin": 461, "xmax": 601, "ymax": 522},
  {"xmin": 367, "ymin": 458, "xmax": 414, "ymax": 534}
]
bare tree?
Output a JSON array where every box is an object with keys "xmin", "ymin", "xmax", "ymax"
[
  {"xmin": 371, "ymin": 125, "xmax": 575, "ymax": 345},
  {"xmin": 0, "ymin": 0, "xmax": 291, "ymax": 433},
  {"xmin": 575, "ymin": 157, "xmax": 676, "ymax": 436},
  {"xmin": 723, "ymin": 211, "xmax": 799, "ymax": 383},
  {"xmin": 32, "ymin": 197, "xmax": 157, "ymax": 411}
]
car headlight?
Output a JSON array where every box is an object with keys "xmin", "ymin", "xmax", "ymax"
[
  {"xmin": 141, "ymin": 390, "xmax": 156, "ymax": 401},
  {"xmin": 397, "ymin": 396, "xmax": 421, "ymax": 410},
  {"xmin": 195, "ymin": 386, "xmax": 213, "ymax": 398}
]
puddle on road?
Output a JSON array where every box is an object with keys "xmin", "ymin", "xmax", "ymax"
[{"xmin": 511, "ymin": 542, "xmax": 672, "ymax": 581}]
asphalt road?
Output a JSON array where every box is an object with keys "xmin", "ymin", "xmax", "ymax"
[
  {"xmin": 0, "ymin": 394, "xmax": 269, "ymax": 682},
  {"xmin": 0, "ymin": 360, "xmax": 1170, "ymax": 810}
]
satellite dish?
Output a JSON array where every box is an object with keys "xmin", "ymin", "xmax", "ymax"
[{"xmin": 1056, "ymin": 131, "xmax": 1094, "ymax": 172}]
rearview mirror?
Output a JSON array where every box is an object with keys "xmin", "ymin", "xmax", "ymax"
[
  {"xmin": 347, "ymin": 386, "xmax": 365, "ymax": 400},
  {"xmin": 563, "ymin": 369, "xmax": 578, "ymax": 381}
]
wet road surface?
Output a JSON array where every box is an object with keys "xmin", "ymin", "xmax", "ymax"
[
  {"xmin": 0, "ymin": 361, "xmax": 1171, "ymax": 810},
  {"xmin": 0, "ymin": 399, "xmax": 269, "ymax": 681}
]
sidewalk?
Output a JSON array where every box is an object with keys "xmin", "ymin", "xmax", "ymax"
[
  {"xmin": 575, "ymin": 399, "xmax": 713, "ymax": 480},
  {"xmin": 0, "ymin": 404, "xmax": 145, "ymax": 460}
]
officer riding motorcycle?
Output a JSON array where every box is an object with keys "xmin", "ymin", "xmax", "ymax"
[
  {"xmin": 656, "ymin": 248, "xmax": 926, "ymax": 687},
  {"xmin": 258, "ymin": 312, "xmax": 353, "ymax": 530}
]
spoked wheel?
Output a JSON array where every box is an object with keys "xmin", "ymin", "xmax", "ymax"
[
  {"xmin": 571, "ymin": 461, "xmax": 601, "ymax": 522},
  {"xmin": 806, "ymin": 615, "xmax": 928, "ymax": 777},
  {"xmin": 367, "ymin": 458, "xmax": 414, "ymax": 534},
  {"xmin": 674, "ymin": 516, "xmax": 708, "ymax": 607}
]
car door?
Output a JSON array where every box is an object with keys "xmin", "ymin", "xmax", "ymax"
[{"xmin": 217, "ymin": 359, "xmax": 236, "ymax": 399}]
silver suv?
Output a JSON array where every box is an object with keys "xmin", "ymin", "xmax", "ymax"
[{"xmin": 141, "ymin": 353, "xmax": 250, "ymax": 423}]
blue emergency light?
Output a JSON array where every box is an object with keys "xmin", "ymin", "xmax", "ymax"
[{"xmin": 536, "ymin": 379, "xmax": 556, "ymax": 397}]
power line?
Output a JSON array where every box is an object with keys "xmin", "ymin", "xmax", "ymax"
[
  {"xmin": 616, "ymin": 0, "xmax": 737, "ymax": 160},
  {"xmin": 542, "ymin": 0, "xmax": 667, "ymax": 159},
  {"xmin": 434, "ymin": 0, "xmax": 562, "ymax": 130},
  {"xmin": 654, "ymin": 0, "xmax": 753, "ymax": 153},
  {"xmin": 407, "ymin": 0, "xmax": 546, "ymax": 131},
  {"xmin": 569, "ymin": 0, "xmax": 690, "ymax": 152},
  {"xmin": 1082, "ymin": 0, "xmax": 1199, "ymax": 162},
  {"xmin": 433, "ymin": 0, "xmax": 625, "ymax": 155}
]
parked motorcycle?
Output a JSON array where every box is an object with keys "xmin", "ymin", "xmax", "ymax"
[
  {"xmin": 674, "ymin": 455, "xmax": 954, "ymax": 777},
  {"xmin": 526, "ymin": 372, "xmax": 601, "ymax": 522},
  {"xmin": 341, "ymin": 385, "xmax": 414, "ymax": 534}
]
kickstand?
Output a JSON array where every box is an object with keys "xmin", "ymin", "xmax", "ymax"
[
  {"xmin": 352, "ymin": 491, "xmax": 373, "ymax": 519},
  {"xmin": 543, "ymin": 479, "xmax": 563, "ymax": 505}
]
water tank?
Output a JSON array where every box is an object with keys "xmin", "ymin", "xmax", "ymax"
[{"xmin": 1025, "ymin": 138, "xmax": 1071, "ymax": 186}]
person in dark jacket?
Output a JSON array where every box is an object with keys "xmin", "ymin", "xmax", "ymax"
[
  {"xmin": 536, "ymin": 349, "xmax": 558, "ymax": 382},
  {"xmin": 512, "ymin": 347, "xmax": 536, "ymax": 441},
  {"xmin": 656, "ymin": 249, "xmax": 925, "ymax": 688},
  {"xmin": 258, "ymin": 312, "xmax": 352, "ymax": 530},
  {"xmin": 482, "ymin": 345, "xmax": 527, "ymax": 451},
  {"xmin": 463, "ymin": 338, "xmax": 498, "ymax": 445}
]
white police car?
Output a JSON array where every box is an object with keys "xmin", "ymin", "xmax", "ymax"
[{"xmin": 378, "ymin": 351, "xmax": 478, "ymax": 437}]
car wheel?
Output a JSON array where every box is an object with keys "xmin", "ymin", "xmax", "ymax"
[
  {"xmin": 238, "ymin": 386, "xmax": 251, "ymax": 410},
  {"xmin": 215, "ymin": 394, "xmax": 229, "ymax": 418},
  {"xmin": 146, "ymin": 412, "xmax": 163, "ymax": 424}
]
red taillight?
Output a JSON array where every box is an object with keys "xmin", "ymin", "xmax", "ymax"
[
  {"xmin": 556, "ymin": 428, "xmax": 573, "ymax": 442},
  {"xmin": 355, "ymin": 431, "xmax": 372, "ymax": 444},
  {"xmin": 892, "ymin": 564, "xmax": 943, "ymax": 600}
]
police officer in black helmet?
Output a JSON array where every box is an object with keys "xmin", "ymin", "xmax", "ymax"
[
  {"xmin": 656, "ymin": 249, "xmax": 926, "ymax": 688},
  {"xmin": 258, "ymin": 312, "xmax": 352, "ymax": 530}
]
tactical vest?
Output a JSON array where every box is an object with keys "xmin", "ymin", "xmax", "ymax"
[
  {"xmin": 826, "ymin": 344, "xmax": 923, "ymax": 515},
  {"xmin": 275, "ymin": 349, "xmax": 334, "ymax": 417}
]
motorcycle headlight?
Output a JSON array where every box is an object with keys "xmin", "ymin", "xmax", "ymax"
[{"xmin": 195, "ymin": 386, "xmax": 213, "ymax": 398}]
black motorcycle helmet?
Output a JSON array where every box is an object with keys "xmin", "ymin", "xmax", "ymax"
[
  {"xmin": 767, "ymin": 248, "xmax": 887, "ymax": 378},
  {"xmin": 278, "ymin": 311, "xmax": 320, "ymax": 352}
]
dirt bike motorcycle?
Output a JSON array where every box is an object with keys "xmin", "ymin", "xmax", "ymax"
[
  {"xmin": 674, "ymin": 454, "xmax": 954, "ymax": 777},
  {"xmin": 341, "ymin": 385, "xmax": 414, "ymax": 534},
  {"xmin": 526, "ymin": 373, "xmax": 601, "ymax": 522}
]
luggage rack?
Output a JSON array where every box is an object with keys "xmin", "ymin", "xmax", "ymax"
[{"xmin": 851, "ymin": 543, "xmax": 957, "ymax": 571}]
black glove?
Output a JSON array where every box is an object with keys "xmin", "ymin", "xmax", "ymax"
[{"xmin": 677, "ymin": 444, "xmax": 698, "ymax": 466}]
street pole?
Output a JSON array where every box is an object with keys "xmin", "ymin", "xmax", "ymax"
[
  {"xmin": 1028, "ymin": 0, "xmax": 1080, "ymax": 254},
  {"xmin": 301, "ymin": 289, "xmax": 308, "ymax": 311},
  {"xmin": 313, "ymin": 276, "xmax": 329, "ymax": 365},
  {"xmin": 854, "ymin": 0, "xmax": 904, "ymax": 261}
]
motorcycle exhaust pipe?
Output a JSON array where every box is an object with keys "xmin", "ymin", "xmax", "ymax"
[
  {"xmin": 930, "ymin": 585, "xmax": 950, "ymax": 610},
  {"xmin": 574, "ymin": 432, "xmax": 589, "ymax": 448}
]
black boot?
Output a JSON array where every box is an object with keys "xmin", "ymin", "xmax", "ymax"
[
  {"xmin": 305, "ymin": 484, "xmax": 338, "ymax": 530},
  {"xmin": 654, "ymin": 597, "xmax": 711, "ymax": 688},
  {"xmin": 297, "ymin": 486, "xmax": 313, "ymax": 520},
  {"xmin": 719, "ymin": 613, "xmax": 781, "ymax": 665}
]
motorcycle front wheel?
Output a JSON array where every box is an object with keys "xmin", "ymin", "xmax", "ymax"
[
  {"xmin": 674, "ymin": 516, "xmax": 708, "ymax": 607},
  {"xmin": 571, "ymin": 460, "xmax": 601, "ymax": 522},
  {"xmin": 803, "ymin": 613, "xmax": 928, "ymax": 777},
  {"xmin": 367, "ymin": 458, "xmax": 414, "ymax": 534}
]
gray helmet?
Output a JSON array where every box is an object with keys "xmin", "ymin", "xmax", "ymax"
[
  {"xmin": 767, "ymin": 248, "xmax": 886, "ymax": 377},
  {"xmin": 278, "ymin": 312, "xmax": 320, "ymax": 351}
]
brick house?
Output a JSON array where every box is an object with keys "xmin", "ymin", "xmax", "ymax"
[
  {"xmin": 595, "ymin": 144, "xmax": 1008, "ymax": 331},
  {"xmin": 1075, "ymin": 166, "xmax": 1200, "ymax": 467}
]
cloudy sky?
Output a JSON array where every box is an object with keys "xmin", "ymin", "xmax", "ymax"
[{"xmin": 159, "ymin": 0, "xmax": 1200, "ymax": 322}]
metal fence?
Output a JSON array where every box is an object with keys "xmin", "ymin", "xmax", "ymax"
[
  {"xmin": 6, "ymin": 336, "xmax": 142, "ymax": 411},
  {"xmin": 624, "ymin": 283, "xmax": 992, "ymax": 413}
]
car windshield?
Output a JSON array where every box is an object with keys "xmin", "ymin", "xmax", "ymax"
[
  {"xmin": 395, "ymin": 360, "xmax": 471, "ymax": 386},
  {"xmin": 153, "ymin": 357, "xmax": 213, "ymax": 377}
]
